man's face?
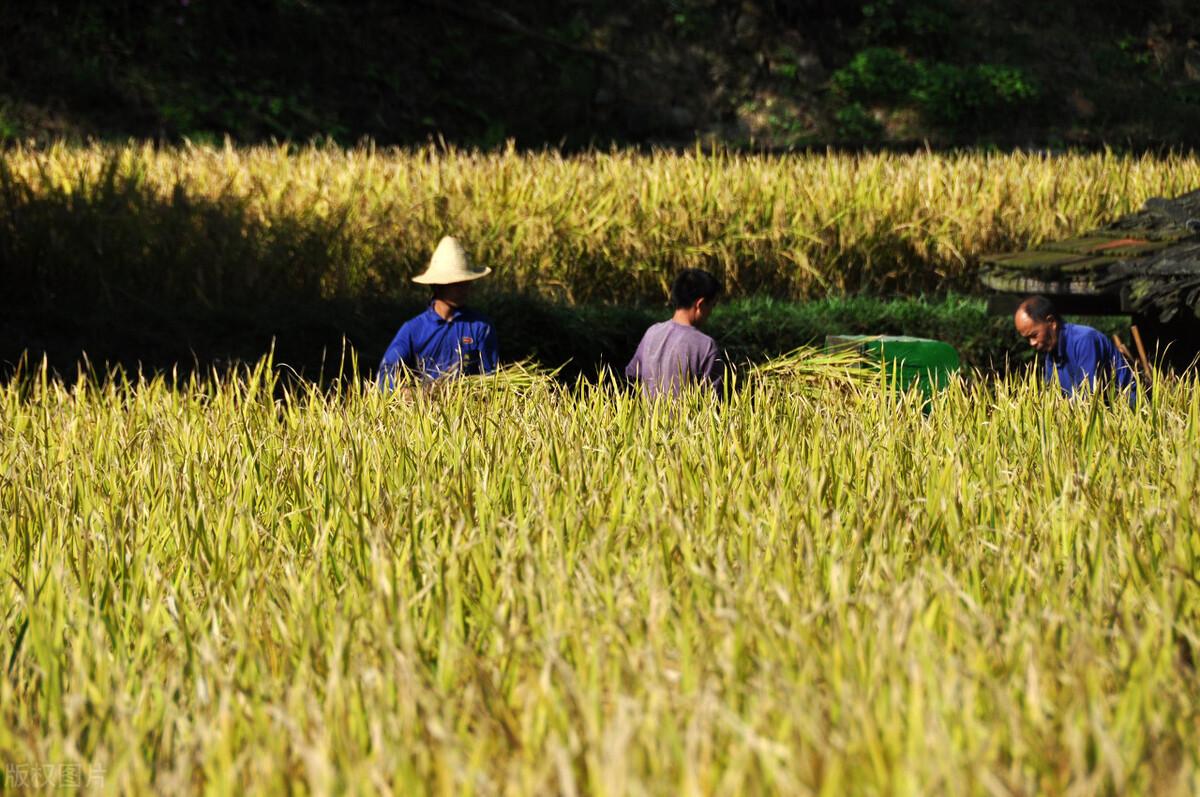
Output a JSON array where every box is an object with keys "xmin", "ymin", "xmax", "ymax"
[
  {"xmin": 693, "ymin": 296, "xmax": 716, "ymax": 326},
  {"xmin": 1014, "ymin": 309, "xmax": 1058, "ymax": 353},
  {"xmin": 435, "ymin": 281, "xmax": 472, "ymax": 308}
]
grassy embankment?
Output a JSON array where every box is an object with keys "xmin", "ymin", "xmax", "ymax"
[{"xmin": 1, "ymin": 361, "xmax": 1197, "ymax": 793}]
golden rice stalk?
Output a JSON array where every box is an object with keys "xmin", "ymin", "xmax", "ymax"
[{"xmin": 749, "ymin": 345, "xmax": 880, "ymax": 393}]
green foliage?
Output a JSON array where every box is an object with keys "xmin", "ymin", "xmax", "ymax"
[
  {"xmin": 832, "ymin": 48, "xmax": 1041, "ymax": 133},
  {"xmin": 913, "ymin": 62, "xmax": 1041, "ymax": 129},
  {"xmin": 859, "ymin": 0, "xmax": 956, "ymax": 47},
  {"xmin": 0, "ymin": 104, "xmax": 18, "ymax": 142},
  {"xmin": 831, "ymin": 48, "xmax": 921, "ymax": 103},
  {"xmin": 667, "ymin": 0, "xmax": 725, "ymax": 37},
  {"xmin": 2, "ymin": 0, "xmax": 1200, "ymax": 147},
  {"xmin": 833, "ymin": 102, "xmax": 884, "ymax": 141},
  {"xmin": 0, "ymin": 0, "xmax": 622, "ymax": 147}
]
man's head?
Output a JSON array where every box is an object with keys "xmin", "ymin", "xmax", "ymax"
[
  {"xmin": 1014, "ymin": 295, "xmax": 1060, "ymax": 353},
  {"xmin": 432, "ymin": 281, "xmax": 472, "ymax": 309},
  {"xmin": 671, "ymin": 269, "xmax": 722, "ymax": 326}
]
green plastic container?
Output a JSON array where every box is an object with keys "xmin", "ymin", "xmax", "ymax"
[{"xmin": 825, "ymin": 335, "xmax": 961, "ymax": 397}]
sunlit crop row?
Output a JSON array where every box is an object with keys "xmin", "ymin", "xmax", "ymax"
[{"xmin": 4, "ymin": 142, "xmax": 1199, "ymax": 307}]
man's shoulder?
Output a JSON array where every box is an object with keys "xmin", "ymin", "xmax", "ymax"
[
  {"xmin": 641, "ymin": 320, "xmax": 715, "ymax": 345},
  {"xmin": 667, "ymin": 320, "xmax": 715, "ymax": 340},
  {"xmin": 681, "ymin": 324, "xmax": 718, "ymax": 349},
  {"xmin": 635, "ymin": 319, "xmax": 674, "ymax": 341},
  {"xmin": 1064, "ymin": 323, "xmax": 1109, "ymax": 350},
  {"xmin": 1062, "ymin": 323, "xmax": 1120, "ymax": 370}
]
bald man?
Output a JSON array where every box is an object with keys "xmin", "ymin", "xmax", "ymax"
[{"xmin": 1014, "ymin": 295, "xmax": 1135, "ymax": 397}]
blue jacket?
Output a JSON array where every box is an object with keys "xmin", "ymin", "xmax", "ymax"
[
  {"xmin": 378, "ymin": 304, "xmax": 498, "ymax": 386},
  {"xmin": 1044, "ymin": 322, "xmax": 1135, "ymax": 397}
]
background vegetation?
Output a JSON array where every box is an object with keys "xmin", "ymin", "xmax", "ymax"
[{"xmin": 2, "ymin": 1, "xmax": 1200, "ymax": 148}]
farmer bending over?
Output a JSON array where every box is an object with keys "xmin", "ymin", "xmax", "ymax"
[
  {"xmin": 1013, "ymin": 295, "xmax": 1135, "ymax": 397},
  {"xmin": 626, "ymin": 269, "xmax": 724, "ymax": 397},
  {"xmin": 378, "ymin": 236, "xmax": 498, "ymax": 387}
]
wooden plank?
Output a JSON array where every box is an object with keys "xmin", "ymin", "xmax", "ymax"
[
  {"xmin": 1039, "ymin": 234, "xmax": 1125, "ymax": 254},
  {"xmin": 985, "ymin": 250, "xmax": 1093, "ymax": 269},
  {"xmin": 1085, "ymin": 239, "xmax": 1171, "ymax": 257},
  {"xmin": 979, "ymin": 270, "xmax": 1109, "ymax": 296}
]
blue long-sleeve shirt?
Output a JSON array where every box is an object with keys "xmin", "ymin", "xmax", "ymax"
[
  {"xmin": 377, "ymin": 304, "xmax": 498, "ymax": 386},
  {"xmin": 1044, "ymin": 322, "xmax": 1135, "ymax": 397}
]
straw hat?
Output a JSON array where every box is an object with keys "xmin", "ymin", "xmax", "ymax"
[{"xmin": 412, "ymin": 236, "xmax": 492, "ymax": 285}]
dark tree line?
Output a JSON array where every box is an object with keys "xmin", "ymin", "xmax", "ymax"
[{"xmin": 2, "ymin": 0, "xmax": 1199, "ymax": 146}]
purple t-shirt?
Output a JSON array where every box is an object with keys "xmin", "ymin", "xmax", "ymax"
[{"xmin": 625, "ymin": 320, "xmax": 722, "ymax": 397}]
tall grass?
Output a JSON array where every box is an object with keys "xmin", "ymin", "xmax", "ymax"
[
  {"xmin": 3, "ymin": 142, "xmax": 1200, "ymax": 310},
  {"xmin": 2, "ymin": 361, "xmax": 1198, "ymax": 794}
]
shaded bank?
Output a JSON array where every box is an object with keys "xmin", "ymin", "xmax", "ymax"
[{"xmin": 2, "ymin": 293, "xmax": 1129, "ymax": 384}]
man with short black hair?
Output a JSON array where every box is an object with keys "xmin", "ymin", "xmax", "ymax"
[
  {"xmin": 1013, "ymin": 295, "xmax": 1135, "ymax": 397},
  {"xmin": 625, "ymin": 269, "xmax": 723, "ymax": 397}
]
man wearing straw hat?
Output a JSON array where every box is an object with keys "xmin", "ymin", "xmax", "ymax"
[{"xmin": 377, "ymin": 236, "xmax": 498, "ymax": 387}]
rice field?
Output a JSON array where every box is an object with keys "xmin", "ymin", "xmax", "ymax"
[
  {"xmin": 4, "ymin": 141, "xmax": 1200, "ymax": 793},
  {"xmin": 4, "ymin": 143, "xmax": 1200, "ymax": 309},
  {"xmin": 2, "ymin": 360, "xmax": 1199, "ymax": 794}
]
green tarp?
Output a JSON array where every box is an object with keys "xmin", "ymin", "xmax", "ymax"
[{"xmin": 826, "ymin": 335, "xmax": 961, "ymax": 396}]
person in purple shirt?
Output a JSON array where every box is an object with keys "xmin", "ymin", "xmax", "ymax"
[
  {"xmin": 378, "ymin": 236, "xmax": 498, "ymax": 387},
  {"xmin": 626, "ymin": 269, "xmax": 724, "ymax": 397},
  {"xmin": 1013, "ymin": 295, "xmax": 1136, "ymax": 398}
]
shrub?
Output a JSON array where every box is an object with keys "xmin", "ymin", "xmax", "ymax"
[
  {"xmin": 913, "ymin": 62, "xmax": 1040, "ymax": 130},
  {"xmin": 832, "ymin": 47, "xmax": 1041, "ymax": 135},
  {"xmin": 831, "ymin": 47, "xmax": 922, "ymax": 103},
  {"xmin": 833, "ymin": 102, "xmax": 884, "ymax": 141}
]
